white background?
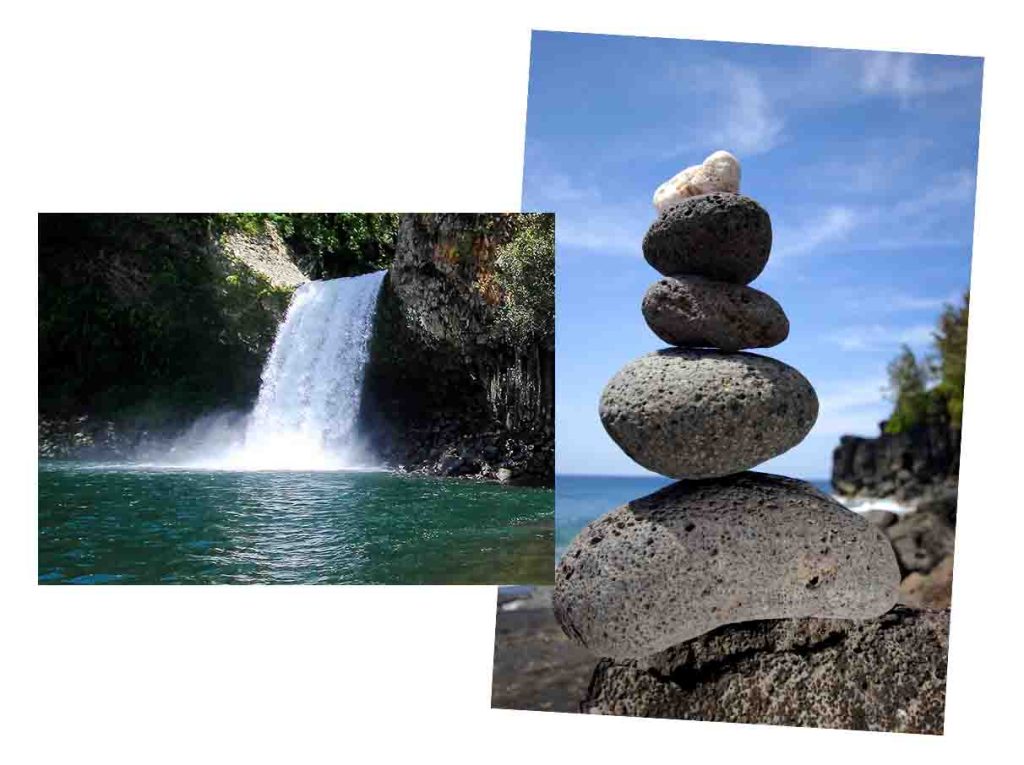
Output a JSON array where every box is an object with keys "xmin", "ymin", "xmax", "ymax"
[{"xmin": 2, "ymin": 1, "xmax": 1022, "ymax": 761}]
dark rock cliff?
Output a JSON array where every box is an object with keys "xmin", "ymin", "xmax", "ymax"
[
  {"xmin": 832, "ymin": 419, "xmax": 960, "ymax": 501},
  {"xmin": 358, "ymin": 214, "xmax": 554, "ymax": 486}
]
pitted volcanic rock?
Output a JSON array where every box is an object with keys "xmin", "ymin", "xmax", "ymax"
[
  {"xmin": 599, "ymin": 349, "xmax": 817, "ymax": 479},
  {"xmin": 643, "ymin": 194, "xmax": 772, "ymax": 284},
  {"xmin": 553, "ymin": 473, "xmax": 901, "ymax": 660},
  {"xmin": 642, "ymin": 275, "xmax": 789, "ymax": 351},
  {"xmin": 580, "ymin": 606, "xmax": 948, "ymax": 734}
]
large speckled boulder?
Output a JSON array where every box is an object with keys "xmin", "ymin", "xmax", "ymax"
[
  {"xmin": 642, "ymin": 194, "xmax": 772, "ymax": 284},
  {"xmin": 553, "ymin": 473, "xmax": 900, "ymax": 659},
  {"xmin": 642, "ymin": 275, "xmax": 789, "ymax": 351},
  {"xmin": 581, "ymin": 606, "xmax": 949, "ymax": 735},
  {"xmin": 600, "ymin": 350, "xmax": 817, "ymax": 478}
]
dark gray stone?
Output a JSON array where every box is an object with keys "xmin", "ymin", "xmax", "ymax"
[
  {"xmin": 861, "ymin": 509, "xmax": 898, "ymax": 529},
  {"xmin": 641, "ymin": 275, "xmax": 789, "ymax": 351},
  {"xmin": 885, "ymin": 509, "xmax": 956, "ymax": 576},
  {"xmin": 831, "ymin": 425, "xmax": 960, "ymax": 500},
  {"xmin": 554, "ymin": 473, "xmax": 901, "ymax": 659},
  {"xmin": 581, "ymin": 606, "xmax": 949, "ymax": 735},
  {"xmin": 642, "ymin": 194, "xmax": 772, "ymax": 284},
  {"xmin": 599, "ymin": 349, "xmax": 818, "ymax": 478}
]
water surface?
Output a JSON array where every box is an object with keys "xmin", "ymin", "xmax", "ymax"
[{"xmin": 39, "ymin": 462, "xmax": 553, "ymax": 585}]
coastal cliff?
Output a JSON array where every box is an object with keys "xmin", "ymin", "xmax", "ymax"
[{"xmin": 831, "ymin": 419, "xmax": 960, "ymax": 501}]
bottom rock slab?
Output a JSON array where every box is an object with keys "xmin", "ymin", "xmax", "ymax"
[
  {"xmin": 582, "ymin": 607, "xmax": 949, "ymax": 734},
  {"xmin": 554, "ymin": 473, "xmax": 901, "ymax": 659}
]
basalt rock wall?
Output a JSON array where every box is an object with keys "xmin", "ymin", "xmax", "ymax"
[
  {"xmin": 832, "ymin": 419, "xmax": 960, "ymax": 501},
  {"xmin": 358, "ymin": 214, "xmax": 554, "ymax": 486}
]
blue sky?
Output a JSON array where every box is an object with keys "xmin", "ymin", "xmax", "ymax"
[{"xmin": 524, "ymin": 32, "xmax": 983, "ymax": 479}]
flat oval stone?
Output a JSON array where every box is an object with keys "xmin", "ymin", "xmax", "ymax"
[
  {"xmin": 600, "ymin": 349, "xmax": 817, "ymax": 478},
  {"xmin": 642, "ymin": 276, "xmax": 788, "ymax": 351},
  {"xmin": 643, "ymin": 194, "xmax": 772, "ymax": 284},
  {"xmin": 553, "ymin": 473, "xmax": 901, "ymax": 659}
]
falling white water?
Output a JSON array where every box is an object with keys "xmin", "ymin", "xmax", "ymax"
[{"xmin": 169, "ymin": 271, "xmax": 386, "ymax": 471}]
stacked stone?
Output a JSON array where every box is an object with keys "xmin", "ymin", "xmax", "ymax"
[{"xmin": 554, "ymin": 151, "xmax": 901, "ymax": 662}]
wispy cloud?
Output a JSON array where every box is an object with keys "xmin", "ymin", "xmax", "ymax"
[
  {"xmin": 888, "ymin": 291, "xmax": 960, "ymax": 311},
  {"xmin": 861, "ymin": 53, "xmax": 920, "ymax": 98},
  {"xmin": 771, "ymin": 167, "xmax": 976, "ymax": 261},
  {"xmin": 524, "ymin": 157, "xmax": 648, "ymax": 256},
  {"xmin": 530, "ymin": 171, "xmax": 599, "ymax": 205},
  {"xmin": 893, "ymin": 169, "xmax": 976, "ymax": 218},
  {"xmin": 713, "ymin": 64, "xmax": 785, "ymax": 155},
  {"xmin": 809, "ymin": 376, "xmax": 891, "ymax": 437},
  {"xmin": 773, "ymin": 206, "xmax": 858, "ymax": 259},
  {"xmin": 860, "ymin": 53, "xmax": 979, "ymax": 106},
  {"xmin": 806, "ymin": 136, "xmax": 934, "ymax": 194},
  {"xmin": 829, "ymin": 323, "xmax": 935, "ymax": 352},
  {"xmin": 556, "ymin": 213, "xmax": 644, "ymax": 254},
  {"xmin": 830, "ymin": 287, "xmax": 961, "ymax": 314},
  {"xmin": 665, "ymin": 62, "xmax": 784, "ymax": 158}
]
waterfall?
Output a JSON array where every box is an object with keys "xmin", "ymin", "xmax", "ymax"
[{"xmin": 172, "ymin": 271, "xmax": 386, "ymax": 470}]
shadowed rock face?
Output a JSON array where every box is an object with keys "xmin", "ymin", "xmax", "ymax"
[
  {"xmin": 358, "ymin": 214, "xmax": 554, "ymax": 485},
  {"xmin": 553, "ymin": 473, "xmax": 900, "ymax": 660},
  {"xmin": 599, "ymin": 350, "xmax": 818, "ymax": 479},
  {"xmin": 832, "ymin": 424, "xmax": 960, "ymax": 501},
  {"xmin": 642, "ymin": 275, "xmax": 789, "ymax": 351},
  {"xmin": 642, "ymin": 194, "xmax": 772, "ymax": 284},
  {"xmin": 582, "ymin": 606, "xmax": 949, "ymax": 735}
]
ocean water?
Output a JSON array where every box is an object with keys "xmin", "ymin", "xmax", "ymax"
[
  {"xmin": 554, "ymin": 474, "xmax": 902, "ymax": 559},
  {"xmin": 39, "ymin": 462, "xmax": 554, "ymax": 585}
]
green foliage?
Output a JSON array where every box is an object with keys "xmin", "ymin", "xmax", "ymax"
[
  {"xmin": 883, "ymin": 291, "xmax": 969, "ymax": 434},
  {"xmin": 932, "ymin": 291, "xmax": 969, "ymax": 425},
  {"xmin": 884, "ymin": 345, "xmax": 933, "ymax": 434},
  {"xmin": 38, "ymin": 214, "xmax": 291, "ymax": 423},
  {"xmin": 214, "ymin": 213, "xmax": 400, "ymax": 278},
  {"xmin": 493, "ymin": 214, "xmax": 555, "ymax": 347},
  {"xmin": 39, "ymin": 213, "xmax": 403, "ymax": 423}
]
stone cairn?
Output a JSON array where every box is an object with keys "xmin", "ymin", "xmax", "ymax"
[{"xmin": 554, "ymin": 151, "xmax": 902, "ymax": 663}]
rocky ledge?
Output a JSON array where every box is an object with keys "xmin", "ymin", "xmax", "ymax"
[
  {"xmin": 832, "ymin": 421, "xmax": 960, "ymax": 502},
  {"xmin": 582, "ymin": 606, "xmax": 949, "ymax": 734}
]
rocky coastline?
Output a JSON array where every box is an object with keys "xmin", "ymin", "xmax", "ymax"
[
  {"xmin": 832, "ymin": 419, "xmax": 959, "ymax": 502},
  {"xmin": 831, "ymin": 411, "xmax": 960, "ymax": 611}
]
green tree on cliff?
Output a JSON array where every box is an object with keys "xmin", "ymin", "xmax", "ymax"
[
  {"xmin": 494, "ymin": 213, "xmax": 555, "ymax": 347},
  {"xmin": 883, "ymin": 291, "xmax": 969, "ymax": 433},
  {"xmin": 932, "ymin": 291, "xmax": 969, "ymax": 425},
  {"xmin": 884, "ymin": 345, "xmax": 932, "ymax": 433}
]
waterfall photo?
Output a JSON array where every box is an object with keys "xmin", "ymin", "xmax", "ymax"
[
  {"xmin": 38, "ymin": 213, "xmax": 554, "ymax": 585},
  {"xmin": 492, "ymin": 32, "xmax": 981, "ymax": 733}
]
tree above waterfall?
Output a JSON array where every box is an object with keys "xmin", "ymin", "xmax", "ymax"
[{"xmin": 494, "ymin": 213, "xmax": 555, "ymax": 348}]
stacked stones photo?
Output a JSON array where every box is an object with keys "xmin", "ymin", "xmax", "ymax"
[{"xmin": 551, "ymin": 152, "xmax": 949, "ymax": 731}]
